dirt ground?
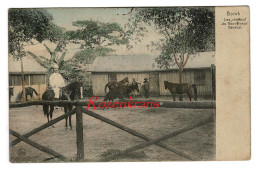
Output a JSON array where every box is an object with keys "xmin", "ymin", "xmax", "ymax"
[{"xmin": 9, "ymin": 99, "xmax": 216, "ymax": 162}]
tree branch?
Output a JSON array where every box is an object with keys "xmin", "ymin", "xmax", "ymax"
[
  {"xmin": 173, "ymin": 53, "xmax": 181, "ymax": 68},
  {"xmin": 183, "ymin": 53, "xmax": 190, "ymax": 67}
]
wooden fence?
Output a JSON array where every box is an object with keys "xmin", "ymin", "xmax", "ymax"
[{"xmin": 9, "ymin": 100, "xmax": 215, "ymax": 162}]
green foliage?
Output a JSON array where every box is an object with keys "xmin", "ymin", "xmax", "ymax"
[
  {"xmin": 133, "ymin": 7, "xmax": 215, "ymax": 69},
  {"xmin": 66, "ymin": 20, "xmax": 129, "ymax": 49},
  {"xmin": 8, "ymin": 9, "xmax": 56, "ymax": 59}
]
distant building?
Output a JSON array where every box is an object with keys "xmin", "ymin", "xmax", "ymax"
[
  {"xmin": 9, "ymin": 56, "xmax": 47, "ymax": 102},
  {"xmin": 89, "ymin": 52, "xmax": 216, "ymax": 97}
]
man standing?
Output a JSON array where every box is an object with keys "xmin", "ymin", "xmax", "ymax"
[
  {"xmin": 131, "ymin": 78, "xmax": 138, "ymax": 98},
  {"xmin": 49, "ymin": 63, "xmax": 66, "ymax": 99},
  {"xmin": 143, "ymin": 78, "xmax": 149, "ymax": 98}
]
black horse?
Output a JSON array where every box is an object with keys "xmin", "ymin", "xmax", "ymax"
[
  {"xmin": 42, "ymin": 82, "xmax": 81, "ymax": 129},
  {"xmin": 22, "ymin": 87, "xmax": 39, "ymax": 101}
]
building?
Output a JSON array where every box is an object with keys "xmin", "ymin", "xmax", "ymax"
[
  {"xmin": 9, "ymin": 56, "xmax": 48, "ymax": 102},
  {"xmin": 89, "ymin": 52, "xmax": 216, "ymax": 98}
]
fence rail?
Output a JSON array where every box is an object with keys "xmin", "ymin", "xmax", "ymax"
[
  {"xmin": 9, "ymin": 99, "xmax": 215, "ymax": 109},
  {"xmin": 10, "ymin": 99, "xmax": 215, "ymax": 162}
]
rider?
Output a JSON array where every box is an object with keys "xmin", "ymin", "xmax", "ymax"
[{"xmin": 49, "ymin": 63, "xmax": 66, "ymax": 99}]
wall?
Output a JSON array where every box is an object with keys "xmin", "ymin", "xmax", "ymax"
[{"xmin": 91, "ymin": 73, "xmax": 108, "ymax": 96}]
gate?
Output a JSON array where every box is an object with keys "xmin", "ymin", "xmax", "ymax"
[{"xmin": 10, "ymin": 100, "xmax": 215, "ymax": 162}]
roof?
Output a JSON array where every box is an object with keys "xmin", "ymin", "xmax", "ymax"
[
  {"xmin": 9, "ymin": 55, "xmax": 48, "ymax": 74},
  {"xmin": 89, "ymin": 52, "xmax": 216, "ymax": 73}
]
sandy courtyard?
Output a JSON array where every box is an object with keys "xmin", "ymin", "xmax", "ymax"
[{"xmin": 9, "ymin": 104, "xmax": 215, "ymax": 162}]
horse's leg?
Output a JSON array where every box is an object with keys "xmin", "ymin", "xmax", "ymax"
[
  {"xmin": 69, "ymin": 105, "xmax": 73, "ymax": 130},
  {"xmin": 50, "ymin": 105, "xmax": 54, "ymax": 121},
  {"xmin": 170, "ymin": 90, "xmax": 176, "ymax": 101},
  {"xmin": 173, "ymin": 93, "xmax": 176, "ymax": 101},
  {"xmin": 64, "ymin": 106, "xmax": 68, "ymax": 130},
  {"xmin": 187, "ymin": 92, "xmax": 192, "ymax": 101}
]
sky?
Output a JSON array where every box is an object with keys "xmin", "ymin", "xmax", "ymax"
[{"xmin": 46, "ymin": 8, "xmax": 163, "ymax": 56}]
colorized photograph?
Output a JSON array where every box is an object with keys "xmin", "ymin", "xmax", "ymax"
[{"xmin": 9, "ymin": 7, "xmax": 216, "ymax": 162}]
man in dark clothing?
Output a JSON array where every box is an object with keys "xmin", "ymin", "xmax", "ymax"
[{"xmin": 143, "ymin": 78, "xmax": 149, "ymax": 98}]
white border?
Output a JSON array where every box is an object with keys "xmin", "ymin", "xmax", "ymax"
[{"xmin": 1, "ymin": 0, "xmax": 259, "ymax": 170}]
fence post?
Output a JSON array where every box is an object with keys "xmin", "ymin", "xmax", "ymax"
[{"xmin": 76, "ymin": 105, "xmax": 84, "ymax": 161}]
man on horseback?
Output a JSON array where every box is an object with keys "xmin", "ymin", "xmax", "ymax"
[{"xmin": 49, "ymin": 63, "xmax": 66, "ymax": 99}]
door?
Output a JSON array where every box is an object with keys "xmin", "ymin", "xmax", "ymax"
[{"xmin": 149, "ymin": 72, "xmax": 159, "ymax": 96}]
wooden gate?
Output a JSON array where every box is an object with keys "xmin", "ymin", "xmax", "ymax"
[{"xmin": 10, "ymin": 100, "xmax": 215, "ymax": 162}]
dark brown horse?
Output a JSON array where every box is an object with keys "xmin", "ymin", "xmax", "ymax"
[
  {"xmin": 104, "ymin": 83, "xmax": 139, "ymax": 101},
  {"xmin": 164, "ymin": 81, "xmax": 193, "ymax": 101},
  {"xmin": 22, "ymin": 87, "xmax": 38, "ymax": 101},
  {"xmin": 42, "ymin": 82, "xmax": 81, "ymax": 129},
  {"xmin": 104, "ymin": 77, "xmax": 129, "ymax": 94}
]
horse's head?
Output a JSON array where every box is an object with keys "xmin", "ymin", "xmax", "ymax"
[
  {"xmin": 59, "ymin": 87, "xmax": 70, "ymax": 100},
  {"xmin": 63, "ymin": 81, "xmax": 82, "ymax": 100},
  {"xmin": 164, "ymin": 81, "xmax": 168, "ymax": 89}
]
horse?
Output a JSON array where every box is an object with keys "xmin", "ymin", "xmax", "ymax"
[
  {"xmin": 104, "ymin": 77, "xmax": 129, "ymax": 94},
  {"xmin": 122, "ymin": 83, "xmax": 139, "ymax": 98},
  {"xmin": 83, "ymin": 86, "xmax": 93, "ymax": 98},
  {"xmin": 103, "ymin": 83, "xmax": 139, "ymax": 101},
  {"xmin": 164, "ymin": 81, "xmax": 193, "ymax": 101},
  {"xmin": 9, "ymin": 87, "xmax": 14, "ymax": 102},
  {"xmin": 22, "ymin": 87, "xmax": 39, "ymax": 101},
  {"xmin": 42, "ymin": 81, "xmax": 81, "ymax": 129}
]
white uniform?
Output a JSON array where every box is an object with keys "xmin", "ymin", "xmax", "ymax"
[{"xmin": 49, "ymin": 73, "xmax": 66, "ymax": 98}]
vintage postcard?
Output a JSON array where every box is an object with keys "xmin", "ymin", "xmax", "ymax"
[{"xmin": 8, "ymin": 7, "xmax": 250, "ymax": 162}]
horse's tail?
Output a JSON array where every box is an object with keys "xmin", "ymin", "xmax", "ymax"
[
  {"xmin": 33, "ymin": 88, "xmax": 38, "ymax": 96},
  {"xmin": 43, "ymin": 105, "xmax": 48, "ymax": 116},
  {"xmin": 104, "ymin": 84, "xmax": 109, "ymax": 94}
]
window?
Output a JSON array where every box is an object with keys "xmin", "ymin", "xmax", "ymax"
[
  {"xmin": 30, "ymin": 75, "xmax": 46, "ymax": 85},
  {"xmin": 108, "ymin": 73, "xmax": 117, "ymax": 82},
  {"xmin": 194, "ymin": 70, "xmax": 206, "ymax": 85},
  {"xmin": 9, "ymin": 75, "xmax": 29, "ymax": 86}
]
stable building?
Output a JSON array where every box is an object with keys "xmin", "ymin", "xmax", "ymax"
[
  {"xmin": 9, "ymin": 56, "xmax": 48, "ymax": 102},
  {"xmin": 89, "ymin": 52, "xmax": 216, "ymax": 98}
]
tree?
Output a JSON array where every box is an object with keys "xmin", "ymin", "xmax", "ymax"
[
  {"xmin": 61, "ymin": 20, "xmax": 131, "ymax": 88},
  {"xmin": 9, "ymin": 9, "xmax": 55, "ymax": 101},
  {"xmin": 132, "ymin": 7, "xmax": 215, "ymax": 83},
  {"xmin": 27, "ymin": 41, "xmax": 67, "ymax": 86},
  {"xmin": 66, "ymin": 20, "xmax": 129, "ymax": 49}
]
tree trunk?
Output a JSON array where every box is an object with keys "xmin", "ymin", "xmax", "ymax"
[
  {"xmin": 179, "ymin": 68, "xmax": 183, "ymax": 84},
  {"xmin": 20, "ymin": 56, "xmax": 26, "ymax": 102}
]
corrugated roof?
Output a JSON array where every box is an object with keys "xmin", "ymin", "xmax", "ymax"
[
  {"xmin": 9, "ymin": 55, "xmax": 48, "ymax": 74},
  {"xmin": 89, "ymin": 51, "xmax": 215, "ymax": 72}
]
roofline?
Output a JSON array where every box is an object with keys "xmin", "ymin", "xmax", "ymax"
[
  {"xmin": 9, "ymin": 72, "xmax": 47, "ymax": 75},
  {"xmin": 90, "ymin": 67, "xmax": 212, "ymax": 73}
]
